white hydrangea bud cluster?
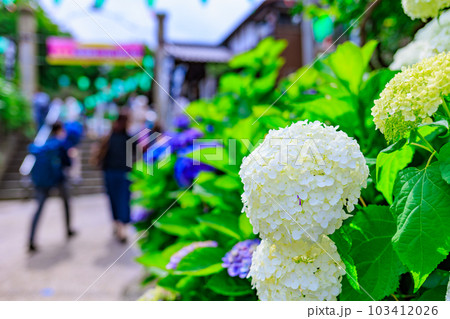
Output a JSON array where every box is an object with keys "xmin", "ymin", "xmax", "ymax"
[
  {"xmin": 240, "ymin": 120, "xmax": 368, "ymax": 301},
  {"xmin": 391, "ymin": 10, "xmax": 450, "ymax": 70},
  {"xmin": 402, "ymin": 0, "xmax": 450, "ymax": 20},
  {"xmin": 373, "ymin": 52, "xmax": 450, "ymax": 142},
  {"xmin": 248, "ymin": 236, "xmax": 346, "ymax": 301},
  {"xmin": 240, "ymin": 120, "xmax": 368, "ymax": 242}
]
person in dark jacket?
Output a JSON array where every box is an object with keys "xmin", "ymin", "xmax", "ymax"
[
  {"xmin": 28, "ymin": 122, "xmax": 75, "ymax": 253},
  {"xmin": 101, "ymin": 112, "xmax": 132, "ymax": 243}
]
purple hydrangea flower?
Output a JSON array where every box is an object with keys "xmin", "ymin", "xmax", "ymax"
[
  {"xmin": 173, "ymin": 114, "xmax": 190, "ymax": 129},
  {"xmin": 168, "ymin": 128, "xmax": 204, "ymax": 151},
  {"xmin": 131, "ymin": 207, "xmax": 150, "ymax": 223},
  {"xmin": 166, "ymin": 241, "xmax": 218, "ymax": 270},
  {"xmin": 222, "ymin": 239, "xmax": 261, "ymax": 278}
]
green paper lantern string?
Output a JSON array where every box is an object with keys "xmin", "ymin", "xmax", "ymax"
[
  {"xmin": 77, "ymin": 76, "xmax": 91, "ymax": 91},
  {"xmin": 58, "ymin": 74, "xmax": 71, "ymax": 87}
]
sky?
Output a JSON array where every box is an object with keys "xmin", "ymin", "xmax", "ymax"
[{"xmin": 37, "ymin": 0, "xmax": 264, "ymax": 48}]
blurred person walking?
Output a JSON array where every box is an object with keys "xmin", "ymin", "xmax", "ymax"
[
  {"xmin": 92, "ymin": 111, "xmax": 131, "ymax": 243},
  {"xmin": 28, "ymin": 122, "xmax": 76, "ymax": 253},
  {"xmin": 32, "ymin": 91, "xmax": 50, "ymax": 129}
]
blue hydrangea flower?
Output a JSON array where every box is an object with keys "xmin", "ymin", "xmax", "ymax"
[
  {"xmin": 222, "ymin": 239, "xmax": 261, "ymax": 278},
  {"xmin": 167, "ymin": 241, "xmax": 218, "ymax": 270}
]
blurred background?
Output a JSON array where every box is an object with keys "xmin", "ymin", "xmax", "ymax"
[{"xmin": 0, "ymin": 0, "xmax": 421, "ymax": 300}]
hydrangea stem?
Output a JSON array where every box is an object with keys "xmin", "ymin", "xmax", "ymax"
[
  {"xmin": 442, "ymin": 98, "xmax": 450, "ymax": 119},
  {"xmin": 410, "ymin": 142, "xmax": 432, "ymax": 152},
  {"xmin": 416, "ymin": 130, "xmax": 437, "ymax": 157},
  {"xmin": 426, "ymin": 151, "xmax": 437, "ymax": 168}
]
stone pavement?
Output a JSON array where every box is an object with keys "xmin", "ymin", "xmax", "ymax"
[{"xmin": 0, "ymin": 194, "xmax": 144, "ymax": 300}]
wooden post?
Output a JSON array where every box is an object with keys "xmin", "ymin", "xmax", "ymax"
[
  {"xmin": 18, "ymin": 4, "xmax": 37, "ymax": 102},
  {"xmin": 153, "ymin": 13, "xmax": 169, "ymax": 131}
]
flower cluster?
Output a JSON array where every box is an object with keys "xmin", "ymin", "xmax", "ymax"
[
  {"xmin": 239, "ymin": 120, "xmax": 369, "ymax": 243},
  {"xmin": 402, "ymin": 0, "xmax": 450, "ymax": 20},
  {"xmin": 372, "ymin": 52, "xmax": 450, "ymax": 142},
  {"xmin": 222, "ymin": 239, "xmax": 261, "ymax": 278},
  {"xmin": 248, "ymin": 236, "xmax": 346, "ymax": 301},
  {"xmin": 391, "ymin": 10, "xmax": 450, "ymax": 70},
  {"xmin": 166, "ymin": 241, "xmax": 218, "ymax": 270},
  {"xmin": 240, "ymin": 121, "xmax": 367, "ymax": 300}
]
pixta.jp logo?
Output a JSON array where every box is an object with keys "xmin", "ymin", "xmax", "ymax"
[{"xmin": 126, "ymin": 129, "xmax": 172, "ymax": 175}]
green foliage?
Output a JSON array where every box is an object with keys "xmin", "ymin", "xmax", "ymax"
[
  {"xmin": 206, "ymin": 271, "xmax": 254, "ymax": 297},
  {"xmin": 439, "ymin": 143, "xmax": 450, "ymax": 183},
  {"xmin": 391, "ymin": 164, "xmax": 450, "ymax": 290},
  {"xmin": 176, "ymin": 247, "xmax": 225, "ymax": 276},
  {"xmin": 340, "ymin": 206, "xmax": 406, "ymax": 301},
  {"xmin": 0, "ymin": 77, "xmax": 31, "ymax": 132},
  {"xmin": 293, "ymin": 0, "xmax": 422, "ymax": 67},
  {"xmin": 376, "ymin": 144, "xmax": 414, "ymax": 204}
]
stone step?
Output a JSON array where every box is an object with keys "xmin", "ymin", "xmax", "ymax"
[
  {"xmin": 0, "ymin": 188, "xmax": 32, "ymax": 200},
  {"xmin": 0, "ymin": 184, "xmax": 105, "ymax": 200}
]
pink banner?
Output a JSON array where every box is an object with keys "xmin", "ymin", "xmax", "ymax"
[{"xmin": 46, "ymin": 37, "xmax": 144, "ymax": 65}]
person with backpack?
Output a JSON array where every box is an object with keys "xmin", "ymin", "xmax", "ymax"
[{"xmin": 28, "ymin": 122, "xmax": 76, "ymax": 253}]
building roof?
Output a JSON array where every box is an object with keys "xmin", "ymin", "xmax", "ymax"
[
  {"xmin": 164, "ymin": 44, "xmax": 232, "ymax": 63},
  {"xmin": 220, "ymin": 0, "xmax": 296, "ymax": 45}
]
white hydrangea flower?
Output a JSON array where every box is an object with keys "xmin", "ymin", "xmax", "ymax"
[
  {"xmin": 239, "ymin": 120, "xmax": 368, "ymax": 243},
  {"xmin": 391, "ymin": 10, "xmax": 450, "ymax": 70},
  {"xmin": 402, "ymin": 0, "xmax": 450, "ymax": 20},
  {"xmin": 249, "ymin": 236, "xmax": 346, "ymax": 301}
]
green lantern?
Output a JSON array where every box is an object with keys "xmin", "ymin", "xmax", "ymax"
[
  {"xmin": 143, "ymin": 55, "xmax": 154, "ymax": 70},
  {"xmin": 84, "ymin": 96, "xmax": 96, "ymax": 110},
  {"xmin": 312, "ymin": 15, "xmax": 334, "ymax": 43},
  {"xmin": 138, "ymin": 73, "xmax": 152, "ymax": 91},
  {"xmin": 77, "ymin": 76, "xmax": 91, "ymax": 91},
  {"xmin": 124, "ymin": 77, "xmax": 138, "ymax": 92},
  {"xmin": 94, "ymin": 77, "xmax": 108, "ymax": 90},
  {"xmin": 58, "ymin": 74, "xmax": 71, "ymax": 87},
  {"xmin": 93, "ymin": 0, "xmax": 106, "ymax": 9}
]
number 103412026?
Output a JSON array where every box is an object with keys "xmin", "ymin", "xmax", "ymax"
[{"xmin": 368, "ymin": 305, "xmax": 439, "ymax": 316}]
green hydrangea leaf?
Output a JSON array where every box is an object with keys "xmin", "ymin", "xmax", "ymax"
[
  {"xmin": 391, "ymin": 164, "xmax": 450, "ymax": 291},
  {"xmin": 416, "ymin": 285, "xmax": 447, "ymax": 301},
  {"xmin": 176, "ymin": 247, "xmax": 225, "ymax": 276},
  {"xmin": 439, "ymin": 142, "xmax": 450, "ymax": 183},
  {"xmin": 340, "ymin": 205, "xmax": 406, "ymax": 301},
  {"xmin": 206, "ymin": 271, "xmax": 253, "ymax": 296},
  {"xmin": 330, "ymin": 227, "xmax": 360, "ymax": 292},
  {"xmin": 197, "ymin": 211, "xmax": 241, "ymax": 240},
  {"xmin": 376, "ymin": 145, "xmax": 414, "ymax": 204}
]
